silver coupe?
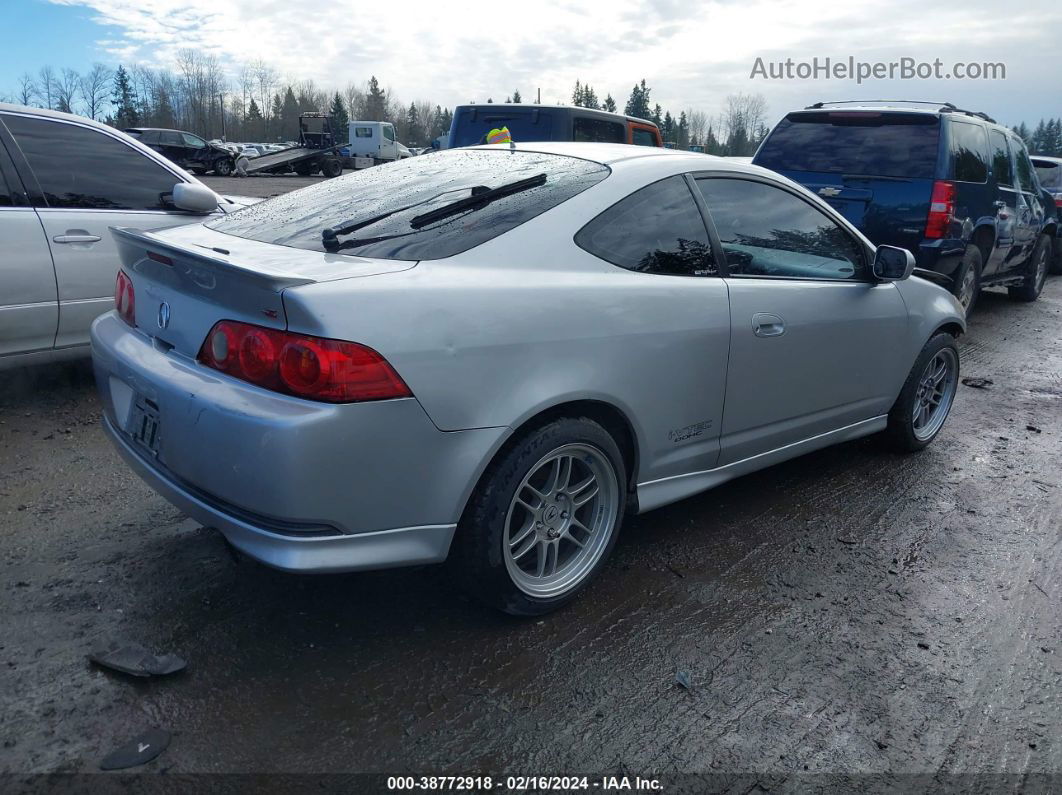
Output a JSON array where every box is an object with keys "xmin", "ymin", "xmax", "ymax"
[{"xmin": 91, "ymin": 143, "xmax": 965, "ymax": 614}]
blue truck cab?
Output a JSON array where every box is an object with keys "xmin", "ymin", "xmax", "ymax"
[{"xmin": 753, "ymin": 101, "xmax": 1057, "ymax": 316}]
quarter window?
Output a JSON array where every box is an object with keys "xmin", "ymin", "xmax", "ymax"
[
  {"xmin": 696, "ymin": 178, "xmax": 865, "ymax": 281},
  {"xmin": 1012, "ymin": 139, "xmax": 1034, "ymax": 192},
  {"xmin": 631, "ymin": 128, "xmax": 657, "ymax": 147},
  {"xmin": 575, "ymin": 176, "xmax": 715, "ymax": 276},
  {"xmin": 989, "ymin": 131, "xmax": 1013, "ymax": 187},
  {"xmin": 947, "ymin": 121, "xmax": 989, "ymax": 183},
  {"xmin": 573, "ymin": 117, "xmax": 625, "ymax": 144},
  {"xmin": 5, "ymin": 115, "xmax": 177, "ymax": 211}
]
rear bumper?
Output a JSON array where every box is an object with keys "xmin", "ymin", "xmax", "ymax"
[
  {"xmin": 104, "ymin": 415, "xmax": 456, "ymax": 572},
  {"xmin": 91, "ymin": 311, "xmax": 507, "ymax": 572},
  {"xmin": 916, "ymin": 239, "xmax": 965, "ymax": 279}
]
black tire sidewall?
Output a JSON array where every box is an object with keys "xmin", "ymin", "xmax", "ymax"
[
  {"xmin": 885, "ymin": 332, "xmax": 959, "ymax": 452},
  {"xmin": 952, "ymin": 245, "xmax": 982, "ymax": 318},
  {"xmin": 453, "ymin": 417, "xmax": 627, "ymax": 616},
  {"xmin": 213, "ymin": 158, "xmax": 233, "ymax": 176}
]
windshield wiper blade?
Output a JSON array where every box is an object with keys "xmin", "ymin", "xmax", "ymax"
[
  {"xmin": 321, "ymin": 187, "xmax": 467, "ymax": 250},
  {"xmin": 409, "ymin": 173, "xmax": 547, "ymax": 229}
]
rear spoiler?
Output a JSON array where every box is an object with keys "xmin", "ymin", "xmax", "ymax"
[
  {"xmin": 912, "ymin": 267, "xmax": 952, "ymax": 287},
  {"xmin": 111, "ymin": 226, "xmax": 316, "ymax": 291}
]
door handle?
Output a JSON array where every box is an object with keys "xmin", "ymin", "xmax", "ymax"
[
  {"xmin": 53, "ymin": 234, "xmax": 102, "ymax": 244},
  {"xmin": 752, "ymin": 312, "xmax": 785, "ymax": 337}
]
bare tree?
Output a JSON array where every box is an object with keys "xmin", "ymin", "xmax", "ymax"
[
  {"xmin": 55, "ymin": 68, "xmax": 81, "ymax": 114},
  {"xmin": 37, "ymin": 65, "xmax": 56, "ymax": 109},
  {"xmin": 80, "ymin": 63, "xmax": 111, "ymax": 120},
  {"xmin": 723, "ymin": 92, "xmax": 767, "ymax": 155},
  {"xmin": 685, "ymin": 108, "xmax": 707, "ymax": 146},
  {"xmin": 16, "ymin": 73, "xmax": 37, "ymax": 106}
]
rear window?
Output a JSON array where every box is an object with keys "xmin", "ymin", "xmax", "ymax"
[
  {"xmin": 573, "ymin": 117, "xmax": 625, "ymax": 144},
  {"xmin": 450, "ymin": 110, "xmax": 554, "ymax": 147},
  {"xmin": 947, "ymin": 121, "xmax": 988, "ymax": 183},
  {"xmin": 754, "ymin": 112, "xmax": 940, "ymax": 179},
  {"xmin": 206, "ymin": 149, "xmax": 609, "ymax": 261},
  {"xmin": 1034, "ymin": 159, "xmax": 1061, "ymax": 189}
]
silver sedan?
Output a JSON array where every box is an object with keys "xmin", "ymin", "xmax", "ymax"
[{"xmin": 91, "ymin": 142, "xmax": 965, "ymax": 614}]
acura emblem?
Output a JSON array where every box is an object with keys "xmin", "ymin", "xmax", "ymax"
[
  {"xmin": 157, "ymin": 302, "xmax": 171, "ymax": 329},
  {"xmin": 818, "ymin": 187, "xmax": 842, "ymax": 197}
]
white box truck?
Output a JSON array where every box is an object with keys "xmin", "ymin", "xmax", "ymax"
[{"xmin": 347, "ymin": 121, "xmax": 414, "ymax": 167}]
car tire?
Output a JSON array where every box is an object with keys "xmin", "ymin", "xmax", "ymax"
[
  {"xmin": 883, "ymin": 332, "xmax": 960, "ymax": 453},
  {"xmin": 321, "ymin": 157, "xmax": 343, "ymax": 178},
  {"xmin": 951, "ymin": 245, "xmax": 981, "ymax": 318},
  {"xmin": 1009, "ymin": 234, "xmax": 1051, "ymax": 302},
  {"xmin": 213, "ymin": 158, "xmax": 233, "ymax": 176},
  {"xmin": 451, "ymin": 417, "xmax": 627, "ymax": 616}
]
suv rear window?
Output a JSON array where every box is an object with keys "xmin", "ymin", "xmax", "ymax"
[
  {"xmin": 206, "ymin": 149, "xmax": 609, "ymax": 261},
  {"xmin": 755, "ymin": 112, "xmax": 940, "ymax": 179},
  {"xmin": 450, "ymin": 110, "xmax": 554, "ymax": 147},
  {"xmin": 1034, "ymin": 159, "xmax": 1061, "ymax": 189}
]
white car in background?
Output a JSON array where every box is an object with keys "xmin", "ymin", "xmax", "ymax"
[{"xmin": 0, "ymin": 103, "xmax": 257, "ymax": 369}]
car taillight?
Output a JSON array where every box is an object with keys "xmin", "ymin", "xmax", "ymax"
[
  {"xmin": 925, "ymin": 180, "xmax": 955, "ymax": 239},
  {"xmin": 115, "ymin": 271, "xmax": 135, "ymax": 326},
  {"xmin": 197, "ymin": 320, "xmax": 412, "ymax": 403},
  {"xmin": 1053, "ymin": 192, "xmax": 1062, "ymax": 208}
]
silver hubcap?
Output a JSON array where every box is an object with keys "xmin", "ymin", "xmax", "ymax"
[
  {"xmin": 503, "ymin": 443, "xmax": 619, "ymax": 598},
  {"xmin": 958, "ymin": 266, "xmax": 977, "ymax": 310},
  {"xmin": 912, "ymin": 348, "xmax": 958, "ymax": 441}
]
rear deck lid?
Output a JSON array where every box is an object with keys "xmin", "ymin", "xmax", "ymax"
[{"xmin": 112, "ymin": 224, "xmax": 414, "ymax": 358}]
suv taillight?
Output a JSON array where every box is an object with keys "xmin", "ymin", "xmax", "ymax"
[
  {"xmin": 1053, "ymin": 192, "xmax": 1062, "ymax": 208},
  {"xmin": 115, "ymin": 271, "xmax": 135, "ymax": 326},
  {"xmin": 925, "ymin": 180, "xmax": 955, "ymax": 239},
  {"xmin": 197, "ymin": 320, "xmax": 412, "ymax": 403}
]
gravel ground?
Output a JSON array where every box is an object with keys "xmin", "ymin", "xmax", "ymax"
[{"xmin": 1, "ymin": 180, "xmax": 1060, "ymax": 788}]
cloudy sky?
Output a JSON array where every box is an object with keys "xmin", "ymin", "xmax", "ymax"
[{"xmin": 4, "ymin": 0, "xmax": 1061, "ymax": 125}]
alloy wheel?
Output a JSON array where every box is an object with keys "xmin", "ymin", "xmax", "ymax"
[
  {"xmin": 502, "ymin": 443, "xmax": 620, "ymax": 598},
  {"xmin": 912, "ymin": 348, "xmax": 958, "ymax": 441}
]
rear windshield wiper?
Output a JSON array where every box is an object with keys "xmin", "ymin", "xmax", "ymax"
[
  {"xmin": 409, "ymin": 173, "xmax": 547, "ymax": 229},
  {"xmin": 320, "ymin": 173, "xmax": 547, "ymax": 251}
]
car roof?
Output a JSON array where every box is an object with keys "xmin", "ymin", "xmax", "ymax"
[
  {"xmin": 0, "ymin": 102, "xmax": 122, "ymax": 131},
  {"xmin": 453, "ymin": 103, "xmax": 657, "ymax": 128},
  {"xmin": 787, "ymin": 103, "xmax": 1008, "ymax": 132}
]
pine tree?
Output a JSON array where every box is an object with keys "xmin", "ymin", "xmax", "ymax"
[
  {"xmin": 662, "ymin": 111, "xmax": 674, "ymax": 144},
  {"xmin": 583, "ymin": 85, "xmax": 598, "ymax": 110},
  {"xmin": 512, "ymin": 89, "xmax": 522, "ymax": 103},
  {"xmin": 111, "ymin": 65, "xmax": 138, "ymax": 127},
  {"xmin": 1013, "ymin": 122, "xmax": 1032, "ymax": 146},
  {"xmin": 330, "ymin": 92, "xmax": 349, "ymax": 139},
  {"xmin": 572, "ymin": 81, "xmax": 583, "ymax": 107},
  {"xmin": 677, "ymin": 111, "xmax": 689, "ymax": 148},
  {"xmin": 1032, "ymin": 119, "xmax": 1047, "ymax": 153},
  {"xmin": 405, "ymin": 102, "xmax": 419, "ymax": 144},
  {"xmin": 602, "ymin": 94, "xmax": 616, "ymax": 113},
  {"xmin": 246, "ymin": 98, "xmax": 264, "ymax": 140},
  {"xmin": 624, "ymin": 80, "xmax": 650, "ymax": 118},
  {"xmin": 270, "ymin": 93, "xmax": 283, "ymax": 139},
  {"xmin": 365, "ymin": 76, "xmax": 387, "ymax": 121},
  {"xmin": 281, "ymin": 87, "xmax": 300, "ymax": 140},
  {"xmin": 651, "ymin": 104, "xmax": 662, "ymax": 127}
]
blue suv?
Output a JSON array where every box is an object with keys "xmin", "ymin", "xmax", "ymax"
[{"xmin": 754, "ymin": 101, "xmax": 1057, "ymax": 317}]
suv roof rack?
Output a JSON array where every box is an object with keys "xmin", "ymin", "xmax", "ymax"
[{"xmin": 804, "ymin": 100, "xmax": 996, "ymax": 124}]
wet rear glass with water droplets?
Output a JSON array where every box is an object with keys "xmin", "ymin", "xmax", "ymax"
[{"xmin": 206, "ymin": 149, "xmax": 609, "ymax": 260}]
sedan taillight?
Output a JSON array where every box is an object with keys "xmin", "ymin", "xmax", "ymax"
[
  {"xmin": 115, "ymin": 271, "xmax": 136, "ymax": 327},
  {"xmin": 197, "ymin": 320, "xmax": 412, "ymax": 403}
]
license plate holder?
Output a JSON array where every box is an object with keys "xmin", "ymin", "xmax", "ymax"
[{"xmin": 129, "ymin": 396, "xmax": 161, "ymax": 456}]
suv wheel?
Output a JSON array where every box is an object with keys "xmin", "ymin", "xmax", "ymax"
[
  {"xmin": 1009, "ymin": 234, "xmax": 1050, "ymax": 302},
  {"xmin": 452, "ymin": 417, "xmax": 626, "ymax": 615},
  {"xmin": 213, "ymin": 157, "xmax": 233, "ymax": 176},
  {"xmin": 952, "ymin": 245, "xmax": 981, "ymax": 318},
  {"xmin": 884, "ymin": 332, "xmax": 960, "ymax": 452}
]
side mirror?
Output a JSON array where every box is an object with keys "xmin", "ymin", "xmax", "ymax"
[
  {"xmin": 171, "ymin": 182, "xmax": 218, "ymax": 213},
  {"xmin": 872, "ymin": 245, "xmax": 916, "ymax": 281}
]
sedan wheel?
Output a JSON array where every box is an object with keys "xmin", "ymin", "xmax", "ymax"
[
  {"xmin": 213, "ymin": 158, "xmax": 233, "ymax": 176},
  {"xmin": 503, "ymin": 444, "xmax": 619, "ymax": 599}
]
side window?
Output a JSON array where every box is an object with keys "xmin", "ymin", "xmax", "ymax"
[
  {"xmin": 1012, "ymin": 139, "xmax": 1034, "ymax": 192},
  {"xmin": 696, "ymin": 178, "xmax": 865, "ymax": 281},
  {"xmin": 948, "ymin": 121, "xmax": 988, "ymax": 183},
  {"xmin": 181, "ymin": 133, "xmax": 207, "ymax": 148},
  {"xmin": 5, "ymin": 115, "xmax": 177, "ymax": 211},
  {"xmin": 0, "ymin": 166, "xmax": 12, "ymax": 207},
  {"xmin": 631, "ymin": 128, "xmax": 657, "ymax": 147},
  {"xmin": 575, "ymin": 175, "xmax": 715, "ymax": 276},
  {"xmin": 160, "ymin": 131, "xmax": 182, "ymax": 146},
  {"xmin": 989, "ymin": 131, "xmax": 1013, "ymax": 187},
  {"xmin": 354, "ymin": 127, "xmax": 372, "ymax": 138},
  {"xmin": 573, "ymin": 117, "xmax": 625, "ymax": 144},
  {"xmin": 383, "ymin": 125, "xmax": 396, "ymax": 142}
]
